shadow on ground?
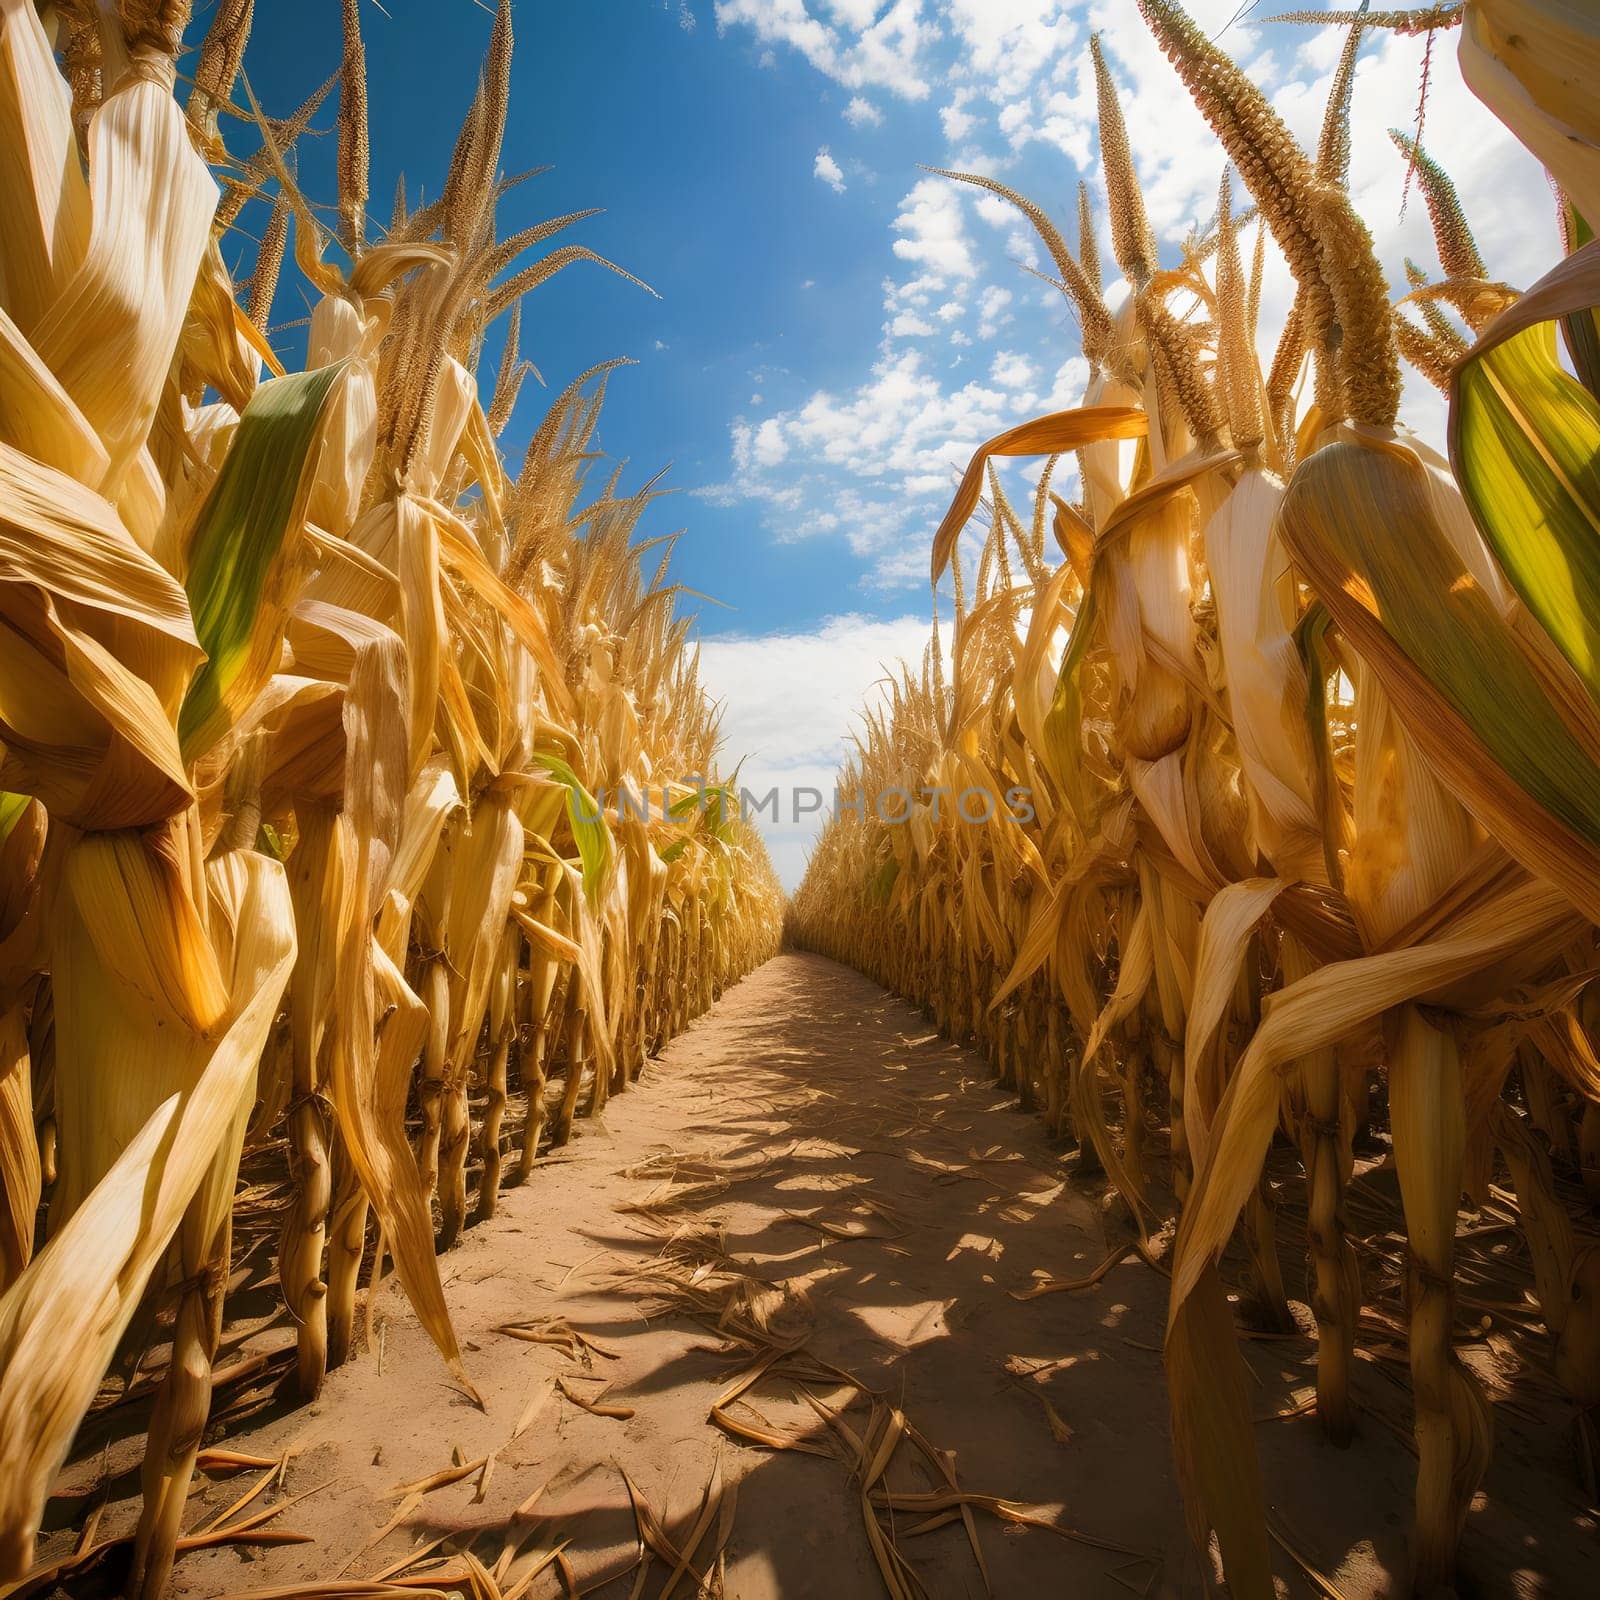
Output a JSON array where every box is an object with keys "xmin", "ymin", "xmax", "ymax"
[{"xmin": 35, "ymin": 952, "xmax": 1598, "ymax": 1600}]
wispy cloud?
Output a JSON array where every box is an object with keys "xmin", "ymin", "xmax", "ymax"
[
  {"xmin": 714, "ymin": 0, "xmax": 937, "ymax": 98},
  {"xmin": 702, "ymin": 2, "xmax": 1557, "ymax": 590}
]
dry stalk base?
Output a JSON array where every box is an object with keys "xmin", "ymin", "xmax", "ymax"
[{"xmin": 34, "ymin": 956, "xmax": 1598, "ymax": 1600}]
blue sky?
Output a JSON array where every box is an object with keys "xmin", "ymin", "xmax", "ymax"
[
  {"xmin": 246, "ymin": 0, "xmax": 922, "ymax": 635},
  {"xmin": 242, "ymin": 1, "xmax": 1556, "ymax": 884}
]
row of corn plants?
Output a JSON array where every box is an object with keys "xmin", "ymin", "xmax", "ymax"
[
  {"xmin": 789, "ymin": 2, "xmax": 1600, "ymax": 1594},
  {"xmin": 0, "ymin": 2, "xmax": 783, "ymax": 1594}
]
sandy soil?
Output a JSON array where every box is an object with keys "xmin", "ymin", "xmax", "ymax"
[{"xmin": 34, "ymin": 953, "xmax": 1599, "ymax": 1598}]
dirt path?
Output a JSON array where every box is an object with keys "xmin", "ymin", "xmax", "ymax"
[{"xmin": 45, "ymin": 953, "xmax": 1597, "ymax": 1598}]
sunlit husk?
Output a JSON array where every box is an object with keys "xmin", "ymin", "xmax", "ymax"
[
  {"xmin": 0, "ymin": 846, "xmax": 293, "ymax": 1581},
  {"xmin": 0, "ymin": 3, "xmax": 782, "ymax": 1589},
  {"xmin": 792, "ymin": 8, "xmax": 1600, "ymax": 1596}
]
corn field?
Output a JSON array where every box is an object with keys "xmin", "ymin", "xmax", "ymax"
[
  {"xmin": 0, "ymin": 1, "xmax": 781, "ymax": 1595},
  {"xmin": 789, "ymin": 2, "xmax": 1600, "ymax": 1595},
  {"xmin": 4, "ymin": 0, "xmax": 1600, "ymax": 1596}
]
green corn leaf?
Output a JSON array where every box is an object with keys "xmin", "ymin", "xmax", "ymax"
[
  {"xmin": 0, "ymin": 794, "xmax": 30, "ymax": 848},
  {"xmin": 1280, "ymin": 437, "xmax": 1600, "ymax": 924},
  {"xmin": 1560, "ymin": 201, "xmax": 1600, "ymax": 399},
  {"xmin": 865, "ymin": 856, "xmax": 900, "ymax": 906},
  {"xmin": 1450, "ymin": 238, "xmax": 1600, "ymax": 708},
  {"xmin": 532, "ymin": 749, "xmax": 612, "ymax": 902},
  {"xmin": 670, "ymin": 782, "xmax": 730, "ymax": 821},
  {"xmin": 669, "ymin": 781, "xmax": 741, "ymax": 845},
  {"xmin": 178, "ymin": 360, "xmax": 347, "ymax": 761}
]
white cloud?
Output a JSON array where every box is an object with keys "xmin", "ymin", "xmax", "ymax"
[
  {"xmin": 940, "ymin": 86, "xmax": 980, "ymax": 143},
  {"xmin": 822, "ymin": 0, "xmax": 882, "ymax": 28},
  {"xmin": 702, "ymin": 344, "xmax": 1035, "ymax": 582},
  {"xmin": 813, "ymin": 146, "xmax": 847, "ymax": 193},
  {"xmin": 976, "ymin": 284, "xmax": 1012, "ymax": 339},
  {"xmin": 889, "ymin": 310, "xmax": 936, "ymax": 338},
  {"xmin": 885, "ymin": 271, "xmax": 943, "ymax": 309},
  {"xmin": 730, "ymin": 415, "xmax": 791, "ymax": 470},
  {"xmin": 703, "ymin": 2, "xmax": 1559, "ymax": 605},
  {"xmin": 699, "ymin": 613, "xmax": 932, "ymax": 888},
  {"xmin": 714, "ymin": 0, "xmax": 1089, "ymax": 110},
  {"xmin": 786, "ymin": 349, "xmax": 1005, "ymax": 484},
  {"xmin": 1005, "ymin": 227, "xmax": 1041, "ymax": 268},
  {"xmin": 997, "ymin": 98, "xmax": 1033, "ymax": 142},
  {"xmin": 972, "ymin": 193, "xmax": 1014, "ymax": 230},
  {"xmin": 653, "ymin": 338, "xmax": 669, "ymax": 351},
  {"xmin": 946, "ymin": 0, "xmax": 1078, "ymax": 99},
  {"xmin": 964, "ymin": 194, "xmax": 1044, "ymax": 270},
  {"xmin": 990, "ymin": 349, "xmax": 1037, "ymax": 389},
  {"xmin": 844, "ymin": 94, "xmax": 883, "ymax": 127},
  {"xmin": 752, "ymin": 416, "xmax": 789, "ymax": 466},
  {"xmin": 892, "ymin": 176, "xmax": 978, "ymax": 281},
  {"xmin": 1044, "ymin": 354, "xmax": 1091, "ymax": 410},
  {"xmin": 714, "ymin": 0, "xmax": 936, "ymax": 100}
]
